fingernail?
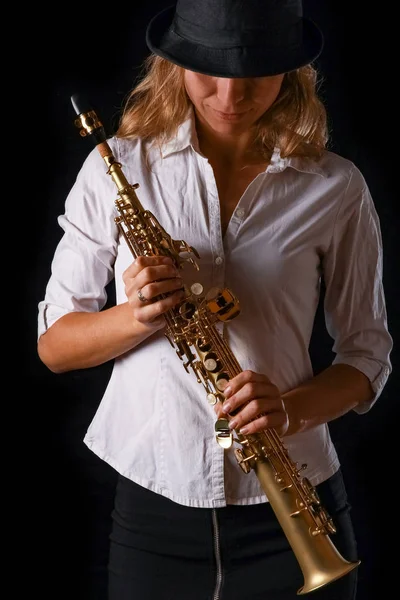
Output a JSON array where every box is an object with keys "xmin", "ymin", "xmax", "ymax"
[
  {"xmin": 224, "ymin": 386, "xmax": 232, "ymax": 397},
  {"xmin": 239, "ymin": 426, "xmax": 249, "ymax": 434},
  {"xmin": 229, "ymin": 420, "xmax": 237, "ymax": 430},
  {"xmin": 222, "ymin": 402, "xmax": 231, "ymax": 413},
  {"xmin": 162, "ymin": 256, "xmax": 173, "ymax": 264}
]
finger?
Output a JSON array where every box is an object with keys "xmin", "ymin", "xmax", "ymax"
[
  {"xmin": 214, "ymin": 400, "xmax": 225, "ymax": 419},
  {"xmin": 124, "ymin": 255, "xmax": 174, "ymax": 279},
  {"xmin": 231, "ymin": 410, "xmax": 288, "ymax": 436},
  {"xmin": 223, "ymin": 370, "xmax": 272, "ymax": 397},
  {"xmin": 125, "ymin": 264, "xmax": 179, "ymax": 302},
  {"xmin": 139, "ymin": 274, "xmax": 184, "ymax": 303},
  {"xmin": 225, "ymin": 395, "xmax": 275, "ymax": 424},
  {"xmin": 222, "ymin": 380, "xmax": 278, "ymax": 415},
  {"xmin": 137, "ymin": 264, "xmax": 179, "ymax": 287},
  {"xmin": 135, "ymin": 255, "xmax": 174, "ymax": 269},
  {"xmin": 132, "ymin": 288, "xmax": 186, "ymax": 324}
]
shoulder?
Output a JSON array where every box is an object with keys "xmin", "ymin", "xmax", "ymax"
[
  {"xmin": 65, "ymin": 137, "xmax": 145, "ymax": 218},
  {"xmin": 108, "ymin": 135, "xmax": 144, "ymax": 160},
  {"xmin": 74, "ymin": 135, "xmax": 154, "ymax": 190},
  {"xmin": 316, "ymin": 150, "xmax": 368, "ymax": 192},
  {"xmin": 108, "ymin": 135, "xmax": 162, "ymax": 165},
  {"xmin": 290, "ymin": 150, "xmax": 370, "ymax": 206},
  {"xmin": 312, "ymin": 151, "xmax": 380, "ymax": 238}
]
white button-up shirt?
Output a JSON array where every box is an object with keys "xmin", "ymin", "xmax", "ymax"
[{"xmin": 38, "ymin": 115, "xmax": 392, "ymax": 508}]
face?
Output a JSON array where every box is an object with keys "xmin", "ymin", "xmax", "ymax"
[{"xmin": 184, "ymin": 70, "xmax": 285, "ymax": 135}]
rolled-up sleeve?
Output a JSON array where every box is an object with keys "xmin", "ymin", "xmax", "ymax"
[
  {"xmin": 37, "ymin": 146, "xmax": 119, "ymax": 339},
  {"xmin": 322, "ymin": 165, "xmax": 393, "ymax": 414}
]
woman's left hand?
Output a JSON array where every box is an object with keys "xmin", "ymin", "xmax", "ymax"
[{"xmin": 214, "ymin": 370, "xmax": 289, "ymax": 437}]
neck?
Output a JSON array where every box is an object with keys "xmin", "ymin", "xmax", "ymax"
[{"xmin": 195, "ymin": 116, "xmax": 259, "ymax": 167}]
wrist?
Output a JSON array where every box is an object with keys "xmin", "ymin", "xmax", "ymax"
[{"xmin": 281, "ymin": 393, "xmax": 307, "ymax": 436}]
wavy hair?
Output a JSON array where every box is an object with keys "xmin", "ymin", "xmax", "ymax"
[{"xmin": 117, "ymin": 55, "xmax": 328, "ymax": 160}]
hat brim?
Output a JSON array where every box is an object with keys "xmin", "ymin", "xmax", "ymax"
[{"xmin": 146, "ymin": 6, "xmax": 324, "ymax": 78}]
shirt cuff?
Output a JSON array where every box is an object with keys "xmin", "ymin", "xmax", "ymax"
[
  {"xmin": 332, "ymin": 356, "xmax": 391, "ymax": 414},
  {"xmin": 37, "ymin": 303, "xmax": 71, "ymax": 339}
]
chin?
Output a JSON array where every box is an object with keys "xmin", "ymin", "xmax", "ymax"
[{"xmin": 210, "ymin": 118, "xmax": 252, "ymax": 134}]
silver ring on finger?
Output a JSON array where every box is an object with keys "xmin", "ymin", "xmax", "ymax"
[{"xmin": 137, "ymin": 288, "xmax": 149, "ymax": 303}]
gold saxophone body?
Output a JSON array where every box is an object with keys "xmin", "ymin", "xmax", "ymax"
[{"xmin": 71, "ymin": 95, "xmax": 360, "ymax": 595}]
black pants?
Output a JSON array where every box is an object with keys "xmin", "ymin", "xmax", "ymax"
[{"xmin": 108, "ymin": 469, "xmax": 358, "ymax": 600}]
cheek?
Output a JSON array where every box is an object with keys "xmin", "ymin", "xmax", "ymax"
[
  {"xmin": 185, "ymin": 84, "xmax": 208, "ymax": 108},
  {"xmin": 184, "ymin": 73, "xmax": 214, "ymax": 102},
  {"xmin": 256, "ymin": 84, "xmax": 282, "ymax": 111}
]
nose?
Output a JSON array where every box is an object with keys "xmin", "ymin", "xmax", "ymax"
[{"xmin": 216, "ymin": 78, "xmax": 247, "ymax": 107}]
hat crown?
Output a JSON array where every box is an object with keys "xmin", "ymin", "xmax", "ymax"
[
  {"xmin": 173, "ymin": 0, "xmax": 304, "ymax": 48},
  {"xmin": 176, "ymin": 0, "xmax": 302, "ymax": 22},
  {"xmin": 146, "ymin": 0, "xmax": 323, "ymax": 78}
]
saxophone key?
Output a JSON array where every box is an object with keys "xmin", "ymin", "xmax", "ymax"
[
  {"xmin": 215, "ymin": 373, "xmax": 230, "ymax": 391},
  {"xmin": 179, "ymin": 301, "xmax": 196, "ymax": 320},
  {"xmin": 205, "ymin": 287, "xmax": 241, "ymax": 322},
  {"xmin": 207, "ymin": 393, "xmax": 217, "ymax": 405},
  {"xmin": 215, "ymin": 418, "xmax": 233, "ymax": 449},
  {"xmin": 190, "ymin": 283, "xmax": 203, "ymax": 296},
  {"xmin": 203, "ymin": 352, "xmax": 221, "ymax": 372},
  {"xmin": 233, "ymin": 448, "xmax": 254, "ymax": 474}
]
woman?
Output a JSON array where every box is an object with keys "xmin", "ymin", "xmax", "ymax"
[{"xmin": 37, "ymin": 1, "xmax": 392, "ymax": 598}]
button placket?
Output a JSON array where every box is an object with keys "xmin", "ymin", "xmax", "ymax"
[{"xmin": 200, "ymin": 157, "xmax": 226, "ymax": 289}]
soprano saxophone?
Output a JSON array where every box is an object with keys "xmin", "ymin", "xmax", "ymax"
[{"xmin": 71, "ymin": 94, "xmax": 360, "ymax": 595}]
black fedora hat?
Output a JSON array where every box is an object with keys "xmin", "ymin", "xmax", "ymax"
[{"xmin": 146, "ymin": 0, "xmax": 324, "ymax": 78}]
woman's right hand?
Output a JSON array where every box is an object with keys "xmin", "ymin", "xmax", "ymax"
[{"xmin": 122, "ymin": 255, "xmax": 185, "ymax": 330}]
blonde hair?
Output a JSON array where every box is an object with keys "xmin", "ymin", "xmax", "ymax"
[{"xmin": 117, "ymin": 55, "xmax": 328, "ymax": 160}]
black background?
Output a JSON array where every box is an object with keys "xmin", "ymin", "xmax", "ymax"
[{"xmin": 26, "ymin": 2, "xmax": 397, "ymax": 598}]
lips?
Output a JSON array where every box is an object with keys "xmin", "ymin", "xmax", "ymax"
[{"xmin": 212, "ymin": 108, "xmax": 247, "ymax": 120}]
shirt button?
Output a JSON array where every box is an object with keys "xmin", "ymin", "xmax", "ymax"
[
  {"xmin": 236, "ymin": 208, "xmax": 245, "ymax": 217},
  {"xmin": 215, "ymin": 256, "xmax": 223, "ymax": 265}
]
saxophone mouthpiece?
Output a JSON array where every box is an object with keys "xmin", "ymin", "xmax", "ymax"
[
  {"xmin": 71, "ymin": 93, "xmax": 107, "ymax": 144},
  {"xmin": 71, "ymin": 93, "xmax": 92, "ymax": 116}
]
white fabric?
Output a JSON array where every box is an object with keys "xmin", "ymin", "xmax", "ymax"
[{"xmin": 38, "ymin": 115, "xmax": 392, "ymax": 508}]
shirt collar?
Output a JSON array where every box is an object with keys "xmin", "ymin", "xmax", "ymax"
[
  {"xmin": 268, "ymin": 148, "xmax": 327, "ymax": 178},
  {"xmin": 160, "ymin": 108, "xmax": 198, "ymax": 158},
  {"xmin": 160, "ymin": 109, "xmax": 327, "ymax": 179}
]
